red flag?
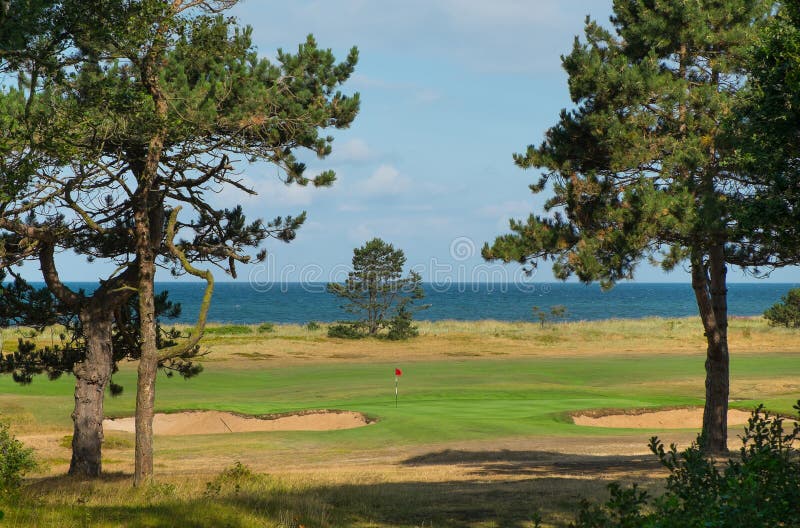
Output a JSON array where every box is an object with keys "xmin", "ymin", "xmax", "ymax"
[{"xmin": 395, "ymin": 368, "xmax": 402, "ymax": 376}]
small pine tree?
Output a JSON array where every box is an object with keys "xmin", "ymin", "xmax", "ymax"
[
  {"xmin": 327, "ymin": 238, "xmax": 427, "ymax": 337},
  {"xmin": 386, "ymin": 307, "xmax": 419, "ymax": 340},
  {"xmin": 532, "ymin": 305, "xmax": 568, "ymax": 327},
  {"xmin": 764, "ymin": 288, "xmax": 800, "ymax": 328}
]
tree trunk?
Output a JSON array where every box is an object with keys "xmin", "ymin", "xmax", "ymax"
[
  {"xmin": 133, "ymin": 201, "xmax": 160, "ymax": 486},
  {"xmin": 68, "ymin": 307, "xmax": 114, "ymax": 477},
  {"xmin": 133, "ymin": 258, "xmax": 158, "ymax": 486},
  {"xmin": 132, "ymin": 13, "xmax": 172, "ymax": 484},
  {"xmin": 691, "ymin": 247, "xmax": 730, "ymax": 455}
]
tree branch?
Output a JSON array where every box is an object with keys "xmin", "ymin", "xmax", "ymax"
[{"xmin": 159, "ymin": 206, "xmax": 213, "ymax": 360}]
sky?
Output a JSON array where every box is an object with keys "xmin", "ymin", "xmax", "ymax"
[{"xmin": 28, "ymin": 0, "xmax": 800, "ymax": 286}]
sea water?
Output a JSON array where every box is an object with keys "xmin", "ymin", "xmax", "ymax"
[{"xmin": 50, "ymin": 281, "xmax": 797, "ymax": 324}]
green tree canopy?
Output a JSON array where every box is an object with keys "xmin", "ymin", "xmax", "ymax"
[
  {"xmin": 730, "ymin": 1, "xmax": 800, "ymax": 266},
  {"xmin": 764, "ymin": 288, "xmax": 800, "ymax": 328},
  {"xmin": 483, "ymin": 0, "xmax": 794, "ymax": 454},
  {"xmin": 328, "ymin": 238, "xmax": 426, "ymax": 337}
]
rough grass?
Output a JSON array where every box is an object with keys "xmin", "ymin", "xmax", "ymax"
[
  {"xmin": 5, "ymin": 461, "xmax": 661, "ymax": 528},
  {"xmin": 203, "ymin": 324, "xmax": 254, "ymax": 336},
  {"xmin": 1, "ymin": 317, "xmax": 799, "ymax": 526}
]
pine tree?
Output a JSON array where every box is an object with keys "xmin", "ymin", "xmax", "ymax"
[
  {"xmin": 328, "ymin": 238, "xmax": 426, "ymax": 337},
  {"xmin": 483, "ymin": 0, "xmax": 795, "ymax": 454},
  {"xmin": 729, "ymin": 2, "xmax": 800, "ymax": 266},
  {"xmin": 1, "ymin": 0, "xmax": 359, "ymax": 482}
]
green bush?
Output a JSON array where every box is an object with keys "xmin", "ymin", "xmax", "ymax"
[
  {"xmin": 764, "ymin": 288, "xmax": 800, "ymax": 328},
  {"xmin": 204, "ymin": 461, "xmax": 259, "ymax": 497},
  {"xmin": 0, "ymin": 421, "xmax": 36, "ymax": 497},
  {"xmin": 386, "ymin": 308, "xmax": 419, "ymax": 340},
  {"xmin": 571, "ymin": 402, "xmax": 800, "ymax": 528},
  {"xmin": 305, "ymin": 321, "xmax": 321, "ymax": 331},
  {"xmin": 257, "ymin": 322, "xmax": 275, "ymax": 334},
  {"xmin": 327, "ymin": 323, "xmax": 364, "ymax": 339}
]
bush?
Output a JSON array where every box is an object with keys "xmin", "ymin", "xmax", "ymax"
[
  {"xmin": 327, "ymin": 323, "xmax": 364, "ymax": 339},
  {"xmin": 204, "ymin": 461, "xmax": 259, "ymax": 497},
  {"xmin": 0, "ymin": 421, "xmax": 36, "ymax": 496},
  {"xmin": 305, "ymin": 321, "xmax": 321, "ymax": 331},
  {"xmin": 532, "ymin": 304, "xmax": 568, "ymax": 327},
  {"xmin": 257, "ymin": 322, "xmax": 275, "ymax": 334},
  {"xmin": 571, "ymin": 402, "xmax": 800, "ymax": 528},
  {"xmin": 764, "ymin": 288, "xmax": 800, "ymax": 328},
  {"xmin": 386, "ymin": 308, "xmax": 419, "ymax": 340}
]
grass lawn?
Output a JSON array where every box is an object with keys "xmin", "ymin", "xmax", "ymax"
[{"xmin": 1, "ymin": 318, "xmax": 799, "ymax": 527}]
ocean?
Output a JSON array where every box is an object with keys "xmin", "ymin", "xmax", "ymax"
[{"xmin": 52, "ymin": 281, "xmax": 798, "ymax": 325}]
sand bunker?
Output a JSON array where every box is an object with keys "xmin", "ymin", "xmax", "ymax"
[
  {"xmin": 103, "ymin": 410, "xmax": 371, "ymax": 436},
  {"xmin": 572, "ymin": 407, "xmax": 753, "ymax": 429}
]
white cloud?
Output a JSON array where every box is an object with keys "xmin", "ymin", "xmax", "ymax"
[
  {"xmin": 348, "ymin": 223, "xmax": 374, "ymax": 242},
  {"xmin": 359, "ymin": 164, "xmax": 412, "ymax": 197},
  {"xmin": 350, "ymin": 74, "xmax": 443, "ymax": 106},
  {"xmin": 338, "ymin": 203, "xmax": 367, "ymax": 213},
  {"xmin": 414, "ymin": 88, "xmax": 443, "ymax": 105},
  {"xmin": 480, "ymin": 200, "xmax": 536, "ymax": 231},
  {"xmin": 257, "ymin": 178, "xmax": 318, "ymax": 207},
  {"xmin": 232, "ymin": 1, "xmax": 612, "ymax": 75},
  {"xmin": 213, "ymin": 173, "xmax": 330, "ymax": 210},
  {"xmin": 333, "ymin": 138, "xmax": 373, "ymax": 163},
  {"xmin": 438, "ymin": 0, "xmax": 567, "ymax": 31},
  {"xmin": 300, "ymin": 219, "xmax": 326, "ymax": 233}
]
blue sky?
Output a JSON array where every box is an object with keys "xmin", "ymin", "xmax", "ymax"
[{"xmin": 31, "ymin": 0, "xmax": 800, "ymax": 285}]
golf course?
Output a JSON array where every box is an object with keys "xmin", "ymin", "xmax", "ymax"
[{"xmin": 2, "ymin": 317, "xmax": 799, "ymax": 527}]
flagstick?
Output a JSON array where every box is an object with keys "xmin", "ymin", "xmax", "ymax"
[{"xmin": 395, "ymin": 376, "xmax": 398, "ymax": 407}]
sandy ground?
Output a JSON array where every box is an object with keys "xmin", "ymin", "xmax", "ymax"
[
  {"xmin": 573, "ymin": 407, "xmax": 753, "ymax": 429},
  {"xmin": 102, "ymin": 410, "xmax": 371, "ymax": 435}
]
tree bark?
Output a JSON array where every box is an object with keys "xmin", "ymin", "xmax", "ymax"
[
  {"xmin": 40, "ymin": 240, "xmax": 137, "ymax": 477},
  {"xmin": 691, "ymin": 247, "xmax": 730, "ymax": 455},
  {"xmin": 132, "ymin": 22, "xmax": 170, "ymax": 485},
  {"xmin": 68, "ymin": 306, "xmax": 114, "ymax": 477},
  {"xmin": 133, "ymin": 205, "xmax": 159, "ymax": 486}
]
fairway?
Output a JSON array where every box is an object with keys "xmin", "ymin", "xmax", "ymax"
[{"xmin": 2, "ymin": 319, "xmax": 800, "ymax": 527}]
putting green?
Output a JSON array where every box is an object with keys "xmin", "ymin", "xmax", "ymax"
[{"xmin": 2, "ymin": 352, "xmax": 799, "ymax": 448}]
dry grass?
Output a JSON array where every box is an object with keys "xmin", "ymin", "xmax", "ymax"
[
  {"xmin": 10, "ymin": 436, "xmax": 675, "ymax": 527},
  {"xmin": 4, "ymin": 316, "xmax": 792, "ymax": 365},
  {"xmin": 177, "ymin": 316, "xmax": 800, "ymax": 367}
]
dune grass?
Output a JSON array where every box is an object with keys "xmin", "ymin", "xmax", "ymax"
[{"xmin": 1, "ymin": 317, "xmax": 799, "ymax": 526}]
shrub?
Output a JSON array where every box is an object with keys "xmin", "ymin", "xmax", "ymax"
[
  {"xmin": 764, "ymin": 288, "xmax": 800, "ymax": 328},
  {"xmin": 257, "ymin": 322, "xmax": 275, "ymax": 334},
  {"xmin": 305, "ymin": 321, "xmax": 321, "ymax": 331},
  {"xmin": 204, "ymin": 461, "xmax": 259, "ymax": 497},
  {"xmin": 386, "ymin": 308, "xmax": 419, "ymax": 340},
  {"xmin": 0, "ymin": 421, "xmax": 36, "ymax": 496},
  {"xmin": 143, "ymin": 481, "xmax": 177, "ymax": 503},
  {"xmin": 532, "ymin": 305, "xmax": 568, "ymax": 327},
  {"xmin": 571, "ymin": 402, "xmax": 800, "ymax": 528},
  {"xmin": 327, "ymin": 323, "xmax": 364, "ymax": 339}
]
